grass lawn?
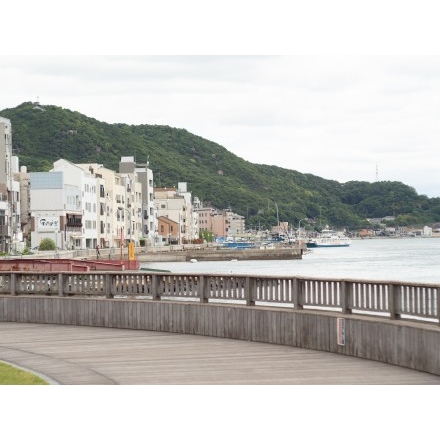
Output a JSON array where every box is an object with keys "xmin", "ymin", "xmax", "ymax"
[{"xmin": 0, "ymin": 361, "xmax": 49, "ymax": 385}]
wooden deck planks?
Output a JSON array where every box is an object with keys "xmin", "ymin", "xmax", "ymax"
[{"xmin": 2, "ymin": 322, "xmax": 440, "ymax": 385}]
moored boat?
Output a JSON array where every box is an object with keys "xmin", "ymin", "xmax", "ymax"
[
  {"xmin": 222, "ymin": 241, "xmax": 256, "ymax": 249},
  {"xmin": 217, "ymin": 236, "xmax": 256, "ymax": 249}
]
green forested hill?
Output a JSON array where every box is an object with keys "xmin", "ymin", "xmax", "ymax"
[{"xmin": 2, "ymin": 102, "xmax": 440, "ymax": 231}]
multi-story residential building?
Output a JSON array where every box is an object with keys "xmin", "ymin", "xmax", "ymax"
[
  {"xmin": 194, "ymin": 203, "xmax": 216, "ymax": 236},
  {"xmin": 176, "ymin": 182, "xmax": 198, "ymax": 242},
  {"xmin": 115, "ymin": 158, "xmax": 143, "ymax": 247},
  {"xmin": 224, "ymin": 209, "xmax": 245, "ymax": 237},
  {"xmin": 77, "ymin": 163, "xmax": 116, "ymax": 249},
  {"xmin": 30, "ymin": 159, "xmax": 99, "ymax": 250},
  {"xmin": 211, "ymin": 211, "xmax": 227, "ymax": 238},
  {"xmin": 29, "ymin": 169, "xmax": 82, "ymax": 250},
  {"xmin": 154, "ymin": 182, "xmax": 195, "ymax": 244},
  {"xmin": 77, "ymin": 161, "xmax": 144, "ymax": 249},
  {"xmin": 118, "ymin": 156, "xmax": 157, "ymax": 246},
  {"xmin": 193, "ymin": 201, "xmax": 245, "ymax": 240},
  {"xmin": 18, "ymin": 165, "xmax": 31, "ymax": 242},
  {"xmin": 0, "ymin": 117, "xmax": 23, "ymax": 252},
  {"xmin": 51, "ymin": 159, "xmax": 98, "ymax": 249}
]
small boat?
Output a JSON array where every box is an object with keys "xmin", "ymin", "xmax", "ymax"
[
  {"xmin": 223, "ymin": 241, "xmax": 255, "ymax": 249},
  {"xmin": 306, "ymin": 226, "xmax": 351, "ymax": 248},
  {"xmin": 219, "ymin": 237, "xmax": 256, "ymax": 249}
]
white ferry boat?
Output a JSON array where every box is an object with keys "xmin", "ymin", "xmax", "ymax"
[{"xmin": 306, "ymin": 226, "xmax": 351, "ymax": 248}]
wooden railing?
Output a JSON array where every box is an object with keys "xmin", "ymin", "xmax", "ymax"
[{"xmin": 1, "ymin": 271, "xmax": 439, "ymax": 325}]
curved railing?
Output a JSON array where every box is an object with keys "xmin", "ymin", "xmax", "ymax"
[{"xmin": 1, "ymin": 271, "xmax": 439, "ymax": 325}]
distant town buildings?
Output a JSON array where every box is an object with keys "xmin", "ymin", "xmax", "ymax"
[{"xmin": 0, "ymin": 118, "xmax": 248, "ymax": 252}]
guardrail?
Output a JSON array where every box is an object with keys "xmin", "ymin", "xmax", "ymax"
[{"xmin": 1, "ymin": 271, "xmax": 438, "ymax": 326}]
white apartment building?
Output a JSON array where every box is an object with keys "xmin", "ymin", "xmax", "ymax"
[
  {"xmin": 30, "ymin": 156, "xmax": 152, "ymax": 250},
  {"xmin": 51, "ymin": 159, "xmax": 98, "ymax": 249},
  {"xmin": 30, "ymin": 159, "xmax": 99, "ymax": 250},
  {"xmin": 176, "ymin": 182, "xmax": 198, "ymax": 241},
  {"xmin": 116, "ymin": 160, "xmax": 143, "ymax": 247},
  {"xmin": 29, "ymin": 170, "xmax": 82, "ymax": 249},
  {"xmin": 0, "ymin": 117, "xmax": 23, "ymax": 252},
  {"xmin": 77, "ymin": 161, "xmax": 144, "ymax": 248},
  {"xmin": 135, "ymin": 165, "xmax": 157, "ymax": 245},
  {"xmin": 118, "ymin": 156, "xmax": 157, "ymax": 246},
  {"xmin": 18, "ymin": 166, "xmax": 31, "ymax": 241},
  {"xmin": 77, "ymin": 163, "xmax": 117, "ymax": 249}
]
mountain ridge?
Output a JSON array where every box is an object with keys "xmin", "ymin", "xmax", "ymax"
[{"xmin": 1, "ymin": 101, "xmax": 439, "ymax": 230}]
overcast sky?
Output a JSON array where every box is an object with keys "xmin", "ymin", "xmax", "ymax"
[
  {"xmin": 2, "ymin": 4, "xmax": 440, "ymax": 198},
  {"xmin": 1, "ymin": 0, "xmax": 438, "ymax": 428}
]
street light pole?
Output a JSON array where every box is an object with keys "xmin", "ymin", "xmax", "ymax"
[
  {"xmin": 118, "ymin": 207, "xmax": 133, "ymax": 260},
  {"xmin": 298, "ymin": 218, "xmax": 308, "ymax": 241},
  {"xmin": 118, "ymin": 207, "xmax": 132, "ymax": 243}
]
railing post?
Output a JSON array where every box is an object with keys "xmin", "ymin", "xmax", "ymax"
[
  {"xmin": 58, "ymin": 274, "xmax": 64, "ymax": 297},
  {"xmin": 245, "ymin": 276, "xmax": 255, "ymax": 306},
  {"xmin": 292, "ymin": 278, "xmax": 303, "ymax": 310},
  {"xmin": 437, "ymin": 288, "xmax": 440, "ymax": 327},
  {"xmin": 340, "ymin": 281, "xmax": 352, "ymax": 314},
  {"xmin": 388, "ymin": 283, "xmax": 399, "ymax": 320},
  {"xmin": 198, "ymin": 275, "xmax": 208, "ymax": 303},
  {"xmin": 105, "ymin": 273, "xmax": 113, "ymax": 299},
  {"xmin": 11, "ymin": 273, "xmax": 16, "ymax": 296},
  {"xmin": 151, "ymin": 274, "xmax": 160, "ymax": 301}
]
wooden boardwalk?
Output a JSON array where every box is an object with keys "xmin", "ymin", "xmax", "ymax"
[{"xmin": 1, "ymin": 322, "xmax": 440, "ymax": 385}]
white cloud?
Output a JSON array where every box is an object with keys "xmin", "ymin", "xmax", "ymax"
[{"xmin": 1, "ymin": 56, "xmax": 440, "ymax": 198}]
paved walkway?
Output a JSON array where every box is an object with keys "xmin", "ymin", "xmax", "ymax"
[{"xmin": 1, "ymin": 322, "xmax": 440, "ymax": 385}]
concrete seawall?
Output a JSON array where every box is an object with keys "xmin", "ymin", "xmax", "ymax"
[{"xmin": 135, "ymin": 247, "xmax": 303, "ymax": 262}]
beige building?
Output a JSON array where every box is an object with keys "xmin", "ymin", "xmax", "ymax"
[
  {"xmin": 193, "ymin": 204, "xmax": 245, "ymax": 240},
  {"xmin": 223, "ymin": 209, "xmax": 245, "ymax": 237},
  {"xmin": 154, "ymin": 183, "xmax": 196, "ymax": 244}
]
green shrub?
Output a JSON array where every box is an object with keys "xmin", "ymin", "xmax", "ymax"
[{"xmin": 38, "ymin": 238, "xmax": 56, "ymax": 251}]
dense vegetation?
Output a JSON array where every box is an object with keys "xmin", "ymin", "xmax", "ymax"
[{"xmin": 2, "ymin": 102, "xmax": 440, "ymax": 231}]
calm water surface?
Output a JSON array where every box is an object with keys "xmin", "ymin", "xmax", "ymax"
[{"xmin": 141, "ymin": 238, "xmax": 440, "ymax": 284}]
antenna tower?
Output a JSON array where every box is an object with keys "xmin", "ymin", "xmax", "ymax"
[{"xmin": 375, "ymin": 163, "xmax": 379, "ymax": 182}]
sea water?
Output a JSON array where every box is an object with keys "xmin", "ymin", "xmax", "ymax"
[{"xmin": 141, "ymin": 237, "xmax": 440, "ymax": 284}]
